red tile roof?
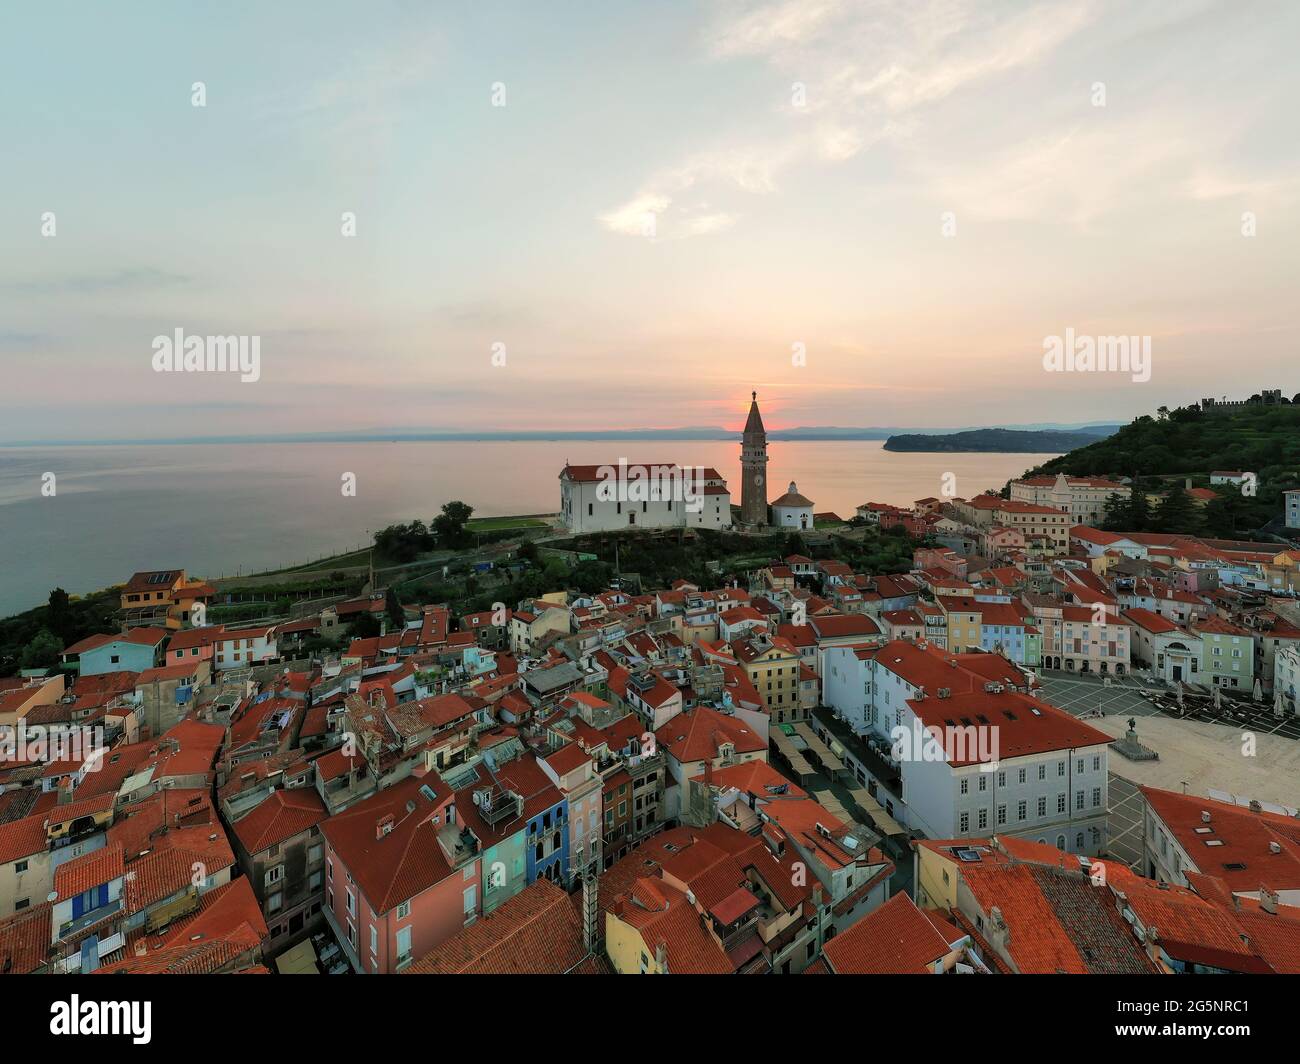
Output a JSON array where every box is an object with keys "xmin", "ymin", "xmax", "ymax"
[
  {"xmin": 823, "ymin": 892, "xmax": 954, "ymax": 973},
  {"xmin": 320, "ymin": 772, "xmax": 456, "ymax": 913},
  {"xmin": 405, "ymin": 879, "xmax": 597, "ymax": 974},
  {"xmin": 653, "ymin": 706, "xmax": 765, "ymax": 764},
  {"xmin": 230, "ymin": 787, "xmax": 328, "ymax": 855}
]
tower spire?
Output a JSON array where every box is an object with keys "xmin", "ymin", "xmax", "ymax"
[{"xmin": 740, "ymin": 390, "xmax": 769, "ymax": 526}]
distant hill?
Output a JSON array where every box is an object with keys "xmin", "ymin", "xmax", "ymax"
[{"xmin": 883, "ymin": 426, "xmax": 1119, "ymax": 453}]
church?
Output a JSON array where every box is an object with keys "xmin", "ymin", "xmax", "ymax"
[
  {"xmin": 740, "ymin": 391, "xmax": 815, "ymax": 531},
  {"xmin": 556, "ymin": 392, "xmax": 812, "ymax": 533}
]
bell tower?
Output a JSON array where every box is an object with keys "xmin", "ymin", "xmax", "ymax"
[{"xmin": 740, "ymin": 391, "xmax": 769, "ymax": 526}]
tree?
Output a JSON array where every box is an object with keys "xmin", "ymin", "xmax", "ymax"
[
  {"xmin": 374, "ymin": 521, "xmax": 434, "ymax": 563},
  {"xmin": 385, "ymin": 587, "xmax": 405, "ymax": 629},
  {"xmin": 433, "ymin": 501, "xmax": 475, "ymax": 549},
  {"xmin": 46, "ymin": 588, "xmax": 73, "ymax": 644},
  {"xmin": 570, "ymin": 560, "xmax": 614, "ymax": 595},
  {"xmin": 783, "ymin": 532, "xmax": 807, "ymax": 557},
  {"xmin": 1128, "ymin": 484, "xmax": 1151, "ymax": 532},
  {"xmin": 1202, "ymin": 491, "xmax": 1253, "ymax": 538},
  {"xmin": 1101, "ymin": 492, "xmax": 1129, "ymax": 531},
  {"xmin": 1152, "ymin": 486, "xmax": 1199, "ymax": 534},
  {"xmin": 348, "ymin": 613, "xmax": 381, "ymax": 639},
  {"xmin": 20, "ymin": 628, "xmax": 62, "ymax": 670}
]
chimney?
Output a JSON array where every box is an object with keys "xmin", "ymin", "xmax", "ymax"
[
  {"xmin": 1201, "ymin": 811, "xmax": 1211, "ymax": 824},
  {"xmin": 581, "ymin": 874, "xmax": 599, "ymax": 954},
  {"xmin": 986, "ymin": 906, "xmax": 1010, "ymax": 954},
  {"xmin": 56, "ymin": 778, "xmax": 75, "ymax": 805},
  {"xmin": 375, "ymin": 813, "xmax": 395, "ymax": 840},
  {"xmin": 654, "ymin": 938, "xmax": 668, "ymax": 974},
  {"xmin": 1260, "ymin": 886, "xmax": 1279, "ymax": 915}
]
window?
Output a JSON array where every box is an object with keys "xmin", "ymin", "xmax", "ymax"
[
  {"xmin": 959, "ymin": 812, "xmax": 969, "ymax": 832},
  {"xmin": 960, "ymin": 778, "xmax": 968, "ymax": 795},
  {"xmin": 463, "ymin": 885, "xmax": 477, "ymax": 915},
  {"xmin": 397, "ymin": 926, "xmax": 412, "ymax": 966},
  {"xmin": 1018, "ymin": 768, "xmax": 1026, "ymax": 784},
  {"xmin": 1038, "ymin": 764, "xmax": 1046, "ymax": 781},
  {"xmin": 346, "ymin": 889, "xmax": 356, "ymax": 916},
  {"xmin": 996, "ymin": 804, "xmax": 1006, "ymax": 826},
  {"xmin": 1058, "ymin": 761, "xmax": 1065, "ymax": 776},
  {"xmin": 1092, "ymin": 787, "xmax": 1102, "ymax": 807},
  {"xmin": 1037, "ymin": 796, "xmax": 1046, "ymax": 817},
  {"xmin": 267, "ymin": 892, "xmax": 282, "ymax": 913},
  {"xmin": 1017, "ymin": 800, "xmax": 1027, "ymax": 821},
  {"xmin": 370, "ymin": 925, "xmax": 378, "ymax": 954},
  {"xmin": 978, "ymin": 775, "xmax": 987, "ymax": 792},
  {"xmin": 1092, "ymin": 755, "xmax": 1101, "ymax": 771},
  {"xmin": 1075, "ymin": 790, "xmax": 1084, "ymax": 811},
  {"xmin": 1058, "ymin": 793, "xmax": 1067, "ymax": 814},
  {"xmin": 397, "ymin": 900, "xmax": 411, "ymax": 919},
  {"xmin": 264, "ymin": 866, "xmax": 284, "ymax": 887},
  {"xmin": 14, "ymin": 860, "xmax": 27, "ymax": 874},
  {"xmin": 977, "ymin": 808, "xmax": 988, "ymax": 830}
]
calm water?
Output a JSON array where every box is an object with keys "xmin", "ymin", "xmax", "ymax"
[{"xmin": 0, "ymin": 441, "xmax": 1056, "ymax": 617}]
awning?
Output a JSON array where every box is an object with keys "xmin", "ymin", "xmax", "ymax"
[
  {"xmin": 274, "ymin": 939, "xmax": 320, "ymax": 975},
  {"xmin": 847, "ymin": 786, "xmax": 906, "ymax": 836},
  {"xmin": 770, "ymin": 729, "xmax": 815, "ymax": 777},
  {"xmin": 793, "ymin": 722, "xmax": 845, "ymax": 773}
]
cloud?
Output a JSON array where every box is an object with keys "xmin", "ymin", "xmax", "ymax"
[
  {"xmin": 601, "ymin": 1, "xmax": 1100, "ymax": 237},
  {"xmin": 599, "ymin": 144, "xmax": 793, "ymax": 239}
]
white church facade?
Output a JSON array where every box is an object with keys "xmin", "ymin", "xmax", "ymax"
[{"xmin": 559, "ymin": 462, "xmax": 732, "ymax": 533}]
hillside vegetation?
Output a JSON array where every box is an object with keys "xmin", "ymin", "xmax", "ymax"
[{"xmin": 1024, "ymin": 402, "xmax": 1300, "ymax": 538}]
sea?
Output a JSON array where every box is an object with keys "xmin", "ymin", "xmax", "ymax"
[{"xmin": 0, "ymin": 441, "xmax": 1057, "ymax": 618}]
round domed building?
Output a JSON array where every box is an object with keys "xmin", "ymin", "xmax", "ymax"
[{"xmin": 771, "ymin": 481, "xmax": 815, "ymax": 530}]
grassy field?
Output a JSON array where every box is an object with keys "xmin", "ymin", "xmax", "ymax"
[
  {"xmin": 269, "ymin": 549, "xmax": 373, "ymax": 574},
  {"xmin": 466, "ymin": 516, "xmax": 550, "ymax": 531}
]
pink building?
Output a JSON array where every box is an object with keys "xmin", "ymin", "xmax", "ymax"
[
  {"xmin": 166, "ymin": 625, "xmax": 225, "ymax": 666},
  {"xmin": 320, "ymin": 771, "xmax": 482, "ymax": 973}
]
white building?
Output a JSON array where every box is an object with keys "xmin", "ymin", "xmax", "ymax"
[
  {"xmin": 1276, "ymin": 643, "xmax": 1300, "ymax": 715},
  {"xmin": 1010, "ymin": 473, "xmax": 1128, "ymax": 526},
  {"xmin": 770, "ymin": 481, "xmax": 815, "ymax": 530},
  {"xmin": 1209, "ymin": 470, "xmax": 1254, "ymax": 487},
  {"xmin": 819, "ymin": 639, "xmax": 1112, "ymax": 853},
  {"xmin": 559, "ymin": 463, "xmax": 731, "ymax": 533},
  {"xmin": 213, "ymin": 625, "xmax": 278, "ymax": 671},
  {"xmin": 1285, "ymin": 489, "xmax": 1300, "ymax": 530},
  {"xmin": 1122, "ymin": 609, "xmax": 1201, "ymax": 684}
]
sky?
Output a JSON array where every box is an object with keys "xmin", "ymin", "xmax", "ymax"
[{"xmin": 1, "ymin": 0, "xmax": 1297, "ymax": 442}]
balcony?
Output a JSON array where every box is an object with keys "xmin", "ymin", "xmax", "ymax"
[{"xmin": 58, "ymin": 896, "xmax": 121, "ymax": 941}]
